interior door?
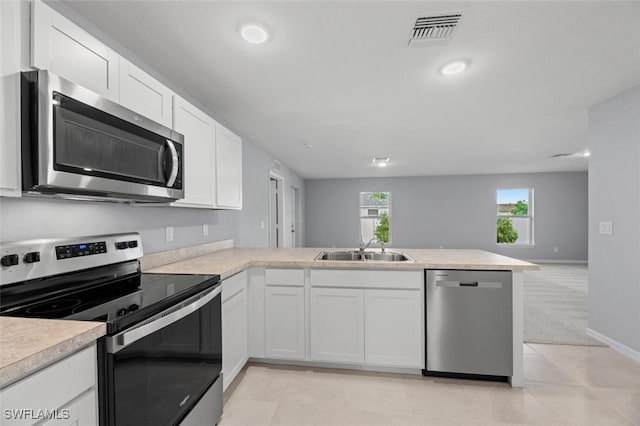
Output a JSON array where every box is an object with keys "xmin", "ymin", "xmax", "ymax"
[
  {"xmin": 269, "ymin": 178, "xmax": 279, "ymax": 248},
  {"xmin": 290, "ymin": 186, "xmax": 298, "ymax": 248}
]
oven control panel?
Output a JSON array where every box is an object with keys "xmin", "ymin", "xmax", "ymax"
[
  {"xmin": 55, "ymin": 241, "xmax": 107, "ymax": 260},
  {"xmin": 0, "ymin": 233, "xmax": 143, "ymax": 286}
]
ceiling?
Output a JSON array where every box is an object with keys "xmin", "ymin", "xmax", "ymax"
[{"xmin": 62, "ymin": 1, "xmax": 640, "ymax": 179}]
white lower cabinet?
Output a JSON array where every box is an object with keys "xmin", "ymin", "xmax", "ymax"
[
  {"xmin": 0, "ymin": 344, "xmax": 98, "ymax": 426},
  {"xmin": 364, "ymin": 289, "xmax": 423, "ymax": 368},
  {"xmin": 222, "ymin": 271, "xmax": 248, "ymax": 391},
  {"xmin": 310, "ymin": 287, "xmax": 364, "ymax": 364},
  {"xmin": 265, "ymin": 286, "xmax": 305, "ymax": 359}
]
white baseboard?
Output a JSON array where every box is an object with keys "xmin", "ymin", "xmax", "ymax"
[
  {"xmin": 586, "ymin": 328, "xmax": 640, "ymax": 362},
  {"xmin": 524, "ymin": 259, "xmax": 588, "ymax": 264}
]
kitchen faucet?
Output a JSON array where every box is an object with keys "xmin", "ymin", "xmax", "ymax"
[{"xmin": 358, "ymin": 236, "xmax": 385, "ymax": 252}]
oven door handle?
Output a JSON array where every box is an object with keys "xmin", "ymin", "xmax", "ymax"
[{"xmin": 108, "ymin": 285, "xmax": 221, "ymax": 353}]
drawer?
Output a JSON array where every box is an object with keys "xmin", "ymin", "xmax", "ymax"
[
  {"xmin": 1, "ymin": 344, "xmax": 96, "ymax": 425},
  {"xmin": 310, "ymin": 269, "xmax": 422, "ymax": 289},
  {"xmin": 265, "ymin": 268, "xmax": 304, "ymax": 287},
  {"xmin": 222, "ymin": 271, "xmax": 247, "ymax": 302}
]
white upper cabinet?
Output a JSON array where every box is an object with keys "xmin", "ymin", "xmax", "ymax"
[
  {"xmin": 119, "ymin": 59, "xmax": 173, "ymax": 128},
  {"xmin": 215, "ymin": 124, "xmax": 243, "ymax": 209},
  {"xmin": 172, "ymin": 96, "xmax": 216, "ymax": 207},
  {"xmin": 0, "ymin": 1, "xmax": 26, "ymax": 197},
  {"xmin": 31, "ymin": 0, "xmax": 120, "ymax": 101}
]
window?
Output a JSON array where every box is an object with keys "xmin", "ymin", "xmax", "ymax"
[
  {"xmin": 360, "ymin": 192, "xmax": 390, "ymax": 244},
  {"xmin": 496, "ymin": 188, "xmax": 533, "ymax": 245}
]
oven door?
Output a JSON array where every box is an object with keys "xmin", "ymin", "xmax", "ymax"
[{"xmin": 102, "ymin": 286, "xmax": 222, "ymax": 426}]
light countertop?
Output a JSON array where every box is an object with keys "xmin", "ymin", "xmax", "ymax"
[
  {"xmin": 0, "ymin": 317, "xmax": 105, "ymax": 388},
  {"xmin": 147, "ymin": 247, "xmax": 538, "ymax": 278},
  {"xmin": 0, "ymin": 246, "xmax": 535, "ymax": 388}
]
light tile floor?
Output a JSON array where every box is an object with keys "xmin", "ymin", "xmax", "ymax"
[{"xmin": 220, "ymin": 344, "xmax": 640, "ymax": 426}]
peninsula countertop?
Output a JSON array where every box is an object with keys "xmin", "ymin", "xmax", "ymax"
[{"xmin": 146, "ymin": 247, "xmax": 538, "ymax": 278}]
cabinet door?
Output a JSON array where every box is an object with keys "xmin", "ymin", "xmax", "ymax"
[
  {"xmin": 364, "ymin": 289, "xmax": 423, "ymax": 368},
  {"xmin": 118, "ymin": 59, "xmax": 173, "ymax": 128},
  {"xmin": 41, "ymin": 389, "xmax": 97, "ymax": 426},
  {"xmin": 215, "ymin": 124, "xmax": 243, "ymax": 209},
  {"xmin": 222, "ymin": 288, "xmax": 247, "ymax": 391},
  {"xmin": 172, "ymin": 96, "xmax": 216, "ymax": 207},
  {"xmin": 0, "ymin": 345, "xmax": 97, "ymax": 426},
  {"xmin": 310, "ymin": 287, "xmax": 364, "ymax": 364},
  {"xmin": 0, "ymin": 1, "xmax": 24, "ymax": 197},
  {"xmin": 265, "ymin": 286, "xmax": 305, "ymax": 360},
  {"xmin": 31, "ymin": 0, "xmax": 119, "ymax": 100}
]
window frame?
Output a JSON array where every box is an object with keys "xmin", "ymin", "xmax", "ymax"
[
  {"xmin": 359, "ymin": 191, "xmax": 392, "ymax": 245},
  {"xmin": 496, "ymin": 187, "xmax": 535, "ymax": 247}
]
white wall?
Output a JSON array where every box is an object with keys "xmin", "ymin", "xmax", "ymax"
[
  {"xmin": 305, "ymin": 172, "xmax": 588, "ymax": 261},
  {"xmin": 588, "ymin": 85, "xmax": 640, "ymax": 354}
]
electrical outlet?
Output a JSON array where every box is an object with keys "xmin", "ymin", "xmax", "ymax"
[
  {"xmin": 165, "ymin": 226, "xmax": 174, "ymax": 242},
  {"xmin": 203, "ymin": 224, "xmax": 209, "ymax": 237},
  {"xmin": 599, "ymin": 221, "xmax": 613, "ymax": 235},
  {"xmin": 261, "ymin": 220, "xmax": 265, "ymax": 229},
  {"xmin": 553, "ymin": 247, "xmax": 558, "ymax": 253}
]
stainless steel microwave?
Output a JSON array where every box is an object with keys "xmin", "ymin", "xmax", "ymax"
[{"xmin": 21, "ymin": 70, "xmax": 184, "ymax": 202}]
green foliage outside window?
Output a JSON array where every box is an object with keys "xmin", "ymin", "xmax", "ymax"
[
  {"xmin": 512, "ymin": 200, "xmax": 528, "ymax": 215},
  {"xmin": 374, "ymin": 211, "xmax": 390, "ymax": 243},
  {"xmin": 497, "ymin": 217, "xmax": 518, "ymax": 243}
]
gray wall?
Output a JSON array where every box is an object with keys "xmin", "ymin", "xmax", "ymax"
[
  {"xmin": 588, "ymin": 85, "xmax": 640, "ymax": 353},
  {"xmin": 305, "ymin": 172, "xmax": 588, "ymax": 261},
  {"xmin": 236, "ymin": 140, "xmax": 305, "ymax": 248}
]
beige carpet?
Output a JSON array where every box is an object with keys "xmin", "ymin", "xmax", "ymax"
[{"xmin": 524, "ymin": 263, "xmax": 604, "ymax": 346}]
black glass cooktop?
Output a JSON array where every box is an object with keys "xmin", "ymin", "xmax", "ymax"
[{"xmin": 0, "ymin": 261, "xmax": 220, "ymax": 334}]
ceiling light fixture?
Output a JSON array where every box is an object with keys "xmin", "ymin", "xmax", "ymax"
[
  {"xmin": 373, "ymin": 157, "xmax": 390, "ymax": 168},
  {"xmin": 241, "ymin": 24, "xmax": 269, "ymax": 44},
  {"xmin": 583, "ymin": 151, "xmax": 591, "ymax": 157},
  {"xmin": 440, "ymin": 60, "xmax": 467, "ymax": 76}
]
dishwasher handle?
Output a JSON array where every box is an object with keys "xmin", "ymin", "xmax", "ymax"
[{"xmin": 436, "ymin": 280, "xmax": 502, "ymax": 289}]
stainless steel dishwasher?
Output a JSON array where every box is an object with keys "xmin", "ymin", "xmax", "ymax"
[{"xmin": 424, "ymin": 270, "xmax": 513, "ymax": 379}]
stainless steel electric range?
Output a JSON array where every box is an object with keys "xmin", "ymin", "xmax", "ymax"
[{"xmin": 0, "ymin": 233, "xmax": 222, "ymax": 426}]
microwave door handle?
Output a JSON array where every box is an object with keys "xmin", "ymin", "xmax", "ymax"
[
  {"xmin": 110, "ymin": 286, "xmax": 221, "ymax": 353},
  {"xmin": 165, "ymin": 139, "xmax": 179, "ymax": 187}
]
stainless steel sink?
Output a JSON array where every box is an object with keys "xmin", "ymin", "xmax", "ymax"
[{"xmin": 314, "ymin": 250, "xmax": 415, "ymax": 262}]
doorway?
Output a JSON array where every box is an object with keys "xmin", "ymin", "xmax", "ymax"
[
  {"xmin": 290, "ymin": 186, "xmax": 300, "ymax": 248},
  {"xmin": 268, "ymin": 172, "xmax": 284, "ymax": 248}
]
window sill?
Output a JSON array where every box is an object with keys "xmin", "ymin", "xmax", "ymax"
[{"xmin": 496, "ymin": 243, "xmax": 536, "ymax": 248}]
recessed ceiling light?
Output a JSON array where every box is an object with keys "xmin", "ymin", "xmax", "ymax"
[
  {"xmin": 241, "ymin": 24, "xmax": 269, "ymax": 44},
  {"xmin": 373, "ymin": 157, "xmax": 390, "ymax": 167},
  {"xmin": 440, "ymin": 60, "xmax": 467, "ymax": 76},
  {"xmin": 303, "ymin": 143, "xmax": 314, "ymax": 148}
]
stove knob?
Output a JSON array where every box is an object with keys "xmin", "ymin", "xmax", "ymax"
[
  {"xmin": 23, "ymin": 252, "xmax": 41, "ymax": 263},
  {"xmin": 128, "ymin": 304, "xmax": 139, "ymax": 312},
  {"xmin": 117, "ymin": 308, "xmax": 128, "ymax": 317},
  {"xmin": 1, "ymin": 254, "xmax": 19, "ymax": 267}
]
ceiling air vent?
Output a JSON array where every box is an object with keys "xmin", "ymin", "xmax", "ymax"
[{"xmin": 408, "ymin": 13, "xmax": 462, "ymax": 47}]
